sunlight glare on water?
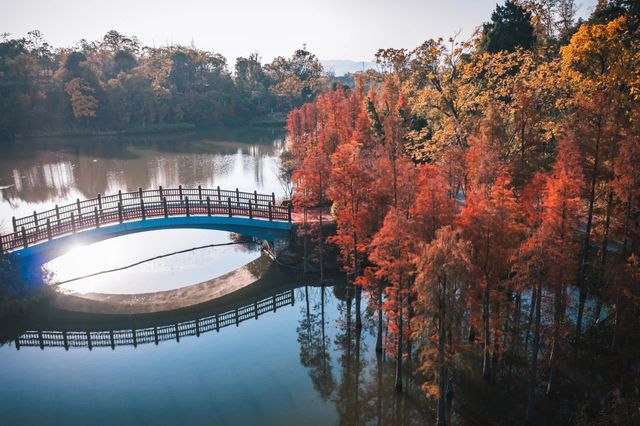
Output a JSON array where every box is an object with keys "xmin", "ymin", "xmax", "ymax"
[{"xmin": 45, "ymin": 229, "xmax": 261, "ymax": 294}]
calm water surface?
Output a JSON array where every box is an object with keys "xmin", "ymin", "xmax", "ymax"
[{"xmin": 0, "ymin": 128, "xmax": 431, "ymax": 425}]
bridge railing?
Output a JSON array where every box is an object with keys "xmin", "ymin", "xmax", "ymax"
[
  {"xmin": 0, "ymin": 186, "xmax": 291, "ymax": 253},
  {"xmin": 14, "ymin": 289, "xmax": 295, "ymax": 350}
]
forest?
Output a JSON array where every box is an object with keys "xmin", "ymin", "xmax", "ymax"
[
  {"xmin": 286, "ymin": 0, "xmax": 639, "ymax": 424},
  {"xmin": 0, "ymin": 30, "xmax": 325, "ymax": 139}
]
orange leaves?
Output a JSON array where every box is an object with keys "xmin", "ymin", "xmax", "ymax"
[{"xmin": 411, "ymin": 165, "xmax": 456, "ymax": 243}]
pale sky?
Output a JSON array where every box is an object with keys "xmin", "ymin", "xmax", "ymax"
[{"xmin": 1, "ymin": 0, "xmax": 597, "ymax": 63}]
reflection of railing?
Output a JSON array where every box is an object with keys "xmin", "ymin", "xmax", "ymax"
[
  {"xmin": 14, "ymin": 289, "xmax": 295, "ymax": 350},
  {"xmin": 1, "ymin": 186, "xmax": 292, "ymax": 253}
]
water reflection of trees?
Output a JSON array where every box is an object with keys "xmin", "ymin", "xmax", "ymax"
[
  {"xmin": 297, "ymin": 285, "xmax": 336, "ymax": 400},
  {"xmin": 0, "ymin": 133, "xmax": 284, "ymax": 207},
  {"xmin": 298, "ymin": 285, "xmax": 431, "ymax": 425}
]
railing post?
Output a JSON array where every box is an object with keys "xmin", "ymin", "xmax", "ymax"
[
  {"xmin": 94, "ymin": 207, "xmax": 100, "ymax": 228},
  {"xmin": 163, "ymin": 197, "xmax": 168, "ymax": 218},
  {"xmin": 198, "ymin": 185, "xmax": 202, "ymax": 201},
  {"xmin": 287, "ymin": 203, "xmax": 292, "ymax": 223},
  {"xmin": 21, "ymin": 227, "xmax": 28, "ymax": 248},
  {"xmin": 33, "ymin": 211, "xmax": 39, "ymax": 231},
  {"xmin": 12, "ymin": 216, "xmax": 17, "ymax": 234},
  {"xmin": 195, "ymin": 319, "xmax": 200, "ymax": 337},
  {"xmin": 55, "ymin": 205, "xmax": 60, "ymax": 225},
  {"xmin": 236, "ymin": 188, "xmax": 240, "ymax": 206},
  {"xmin": 118, "ymin": 190, "xmax": 123, "ymax": 206},
  {"xmin": 254, "ymin": 301, "xmax": 258, "ymax": 319},
  {"xmin": 227, "ymin": 198, "xmax": 232, "ymax": 217},
  {"xmin": 217, "ymin": 186, "xmax": 221, "ymax": 201},
  {"xmin": 118, "ymin": 202, "xmax": 123, "ymax": 223},
  {"xmin": 132, "ymin": 329, "xmax": 137, "ymax": 348},
  {"xmin": 70, "ymin": 212, "xmax": 76, "ymax": 234},
  {"xmin": 249, "ymin": 200, "xmax": 253, "ymax": 219},
  {"xmin": 179, "ymin": 185, "xmax": 183, "ymax": 200},
  {"xmin": 76, "ymin": 199, "xmax": 82, "ymax": 219},
  {"xmin": 159, "ymin": 186, "xmax": 163, "ymax": 200},
  {"xmin": 46, "ymin": 219, "xmax": 52, "ymax": 240},
  {"xmin": 268, "ymin": 202, "xmax": 273, "ymax": 221},
  {"xmin": 215, "ymin": 314, "xmax": 220, "ymax": 332},
  {"xmin": 0, "ymin": 235, "xmax": 3, "ymax": 254},
  {"xmin": 140, "ymin": 198, "xmax": 146, "ymax": 220},
  {"xmin": 272, "ymin": 295, "xmax": 277, "ymax": 312},
  {"xmin": 206, "ymin": 196, "xmax": 211, "ymax": 216},
  {"xmin": 175, "ymin": 324, "xmax": 180, "ymax": 343},
  {"xmin": 272, "ymin": 192, "xmax": 276, "ymax": 204},
  {"xmin": 185, "ymin": 196, "xmax": 190, "ymax": 217},
  {"xmin": 97, "ymin": 194, "xmax": 102, "ymax": 213},
  {"xmin": 235, "ymin": 308, "xmax": 239, "ymax": 326},
  {"xmin": 254, "ymin": 190, "xmax": 258, "ymax": 203},
  {"xmin": 138, "ymin": 187, "xmax": 143, "ymax": 200}
]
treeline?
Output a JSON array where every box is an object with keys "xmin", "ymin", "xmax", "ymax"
[
  {"xmin": 0, "ymin": 30, "xmax": 326, "ymax": 139},
  {"xmin": 287, "ymin": 1, "xmax": 639, "ymax": 424}
]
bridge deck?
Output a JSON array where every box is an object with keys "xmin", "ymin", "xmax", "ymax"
[{"xmin": 1, "ymin": 186, "xmax": 292, "ymax": 254}]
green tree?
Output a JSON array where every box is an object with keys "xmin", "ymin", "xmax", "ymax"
[{"xmin": 482, "ymin": 0, "xmax": 536, "ymax": 53}]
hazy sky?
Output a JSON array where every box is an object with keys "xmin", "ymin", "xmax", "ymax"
[{"xmin": 1, "ymin": 0, "xmax": 598, "ymax": 63}]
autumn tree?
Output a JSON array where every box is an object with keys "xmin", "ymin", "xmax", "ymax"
[
  {"xmin": 413, "ymin": 226, "xmax": 473, "ymax": 425},
  {"xmin": 514, "ymin": 138, "xmax": 583, "ymax": 422}
]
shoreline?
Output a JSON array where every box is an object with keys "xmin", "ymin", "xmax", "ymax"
[{"xmin": 10, "ymin": 116, "xmax": 287, "ymax": 141}]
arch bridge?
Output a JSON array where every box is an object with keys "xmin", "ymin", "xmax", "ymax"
[{"xmin": 1, "ymin": 186, "xmax": 293, "ymax": 262}]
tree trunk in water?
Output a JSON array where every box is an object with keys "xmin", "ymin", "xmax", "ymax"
[
  {"xmin": 482, "ymin": 281, "xmax": 492, "ymax": 382},
  {"xmin": 355, "ymin": 286, "xmax": 362, "ymax": 330},
  {"xmin": 353, "ymin": 233, "xmax": 362, "ymax": 330},
  {"xmin": 303, "ymin": 208, "xmax": 308, "ymax": 274},
  {"xmin": 319, "ymin": 210, "xmax": 324, "ymax": 284},
  {"xmin": 524, "ymin": 286, "xmax": 537, "ymax": 357},
  {"xmin": 354, "ymin": 326, "xmax": 361, "ymax": 425},
  {"xmin": 525, "ymin": 280, "xmax": 542, "ymax": 425},
  {"xmin": 576, "ymin": 118, "xmax": 601, "ymax": 356},
  {"xmin": 437, "ymin": 276, "xmax": 447, "ymax": 426},
  {"xmin": 395, "ymin": 278, "xmax": 403, "ymax": 391},
  {"xmin": 546, "ymin": 285, "xmax": 563, "ymax": 397},
  {"xmin": 376, "ymin": 283, "xmax": 384, "ymax": 353},
  {"xmin": 512, "ymin": 292, "xmax": 522, "ymax": 359},
  {"xmin": 575, "ymin": 289, "xmax": 588, "ymax": 358}
]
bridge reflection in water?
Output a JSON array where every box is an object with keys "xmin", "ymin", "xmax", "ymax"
[{"xmin": 14, "ymin": 289, "xmax": 294, "ymax": 350}]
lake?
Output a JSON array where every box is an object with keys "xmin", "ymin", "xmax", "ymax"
[{"xmin": 0, "ymin": 128, "xmax": 431, "ymax": 425}]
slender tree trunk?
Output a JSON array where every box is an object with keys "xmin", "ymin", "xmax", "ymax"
[
  {"xmin": 524, "ymin": 285, "xmax": 537, "ymax": 357},
  {"xmin": 546, "ymin": 286, "xmax": 563, "ymax": 396},
  {"xmin": 512, "ymin": 292, "xmax": 522, "ymax": 359},
  {"xmin": 354, "ymin": 233, "xmax": 362, "ymax": 330},
  {"xmin": 395, "ymin": 278, "xmax": 403, "ymax": 391},
  {"xmin": 437, "ymin": 276, "xmax": 447, "ymax": 426},
  {"xmin": 319, "ymin": 209, "xmax": 324, "ymax": 284},
  {"xmin": 354, "ymin": 326, "xmax": 361, "ymax": 425},
  {"xmin": 576, "ymin": 117, "xmax": 602, "ymax": 355},
  {"xmin": 483, "ymin": 279, "xmax": 492, "ymax": 381},
  {"xmin": 525, "ymin": 279, "xmax": 542, "ymax": 425},
  {"xmin": 376, "ymin": 282, "xmax": 384, "ymax": 353},
  {"xmin": 376, "ymin": 351, "xmax": 383, "ymax": 426},
  {"xmin": 303, "ymin": 208, "xmax": 308, "ymax": 273}
]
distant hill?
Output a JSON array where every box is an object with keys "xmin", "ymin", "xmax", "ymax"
[{"xmin": 321, "ymin": 60, "xmax": 377, "ymax": 76}]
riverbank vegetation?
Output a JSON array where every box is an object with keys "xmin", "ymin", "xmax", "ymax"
[
  {"xmin": 0, "ymin": 31, "xmax": 326, "ymax": 140},
  {"xmin": 288, "ymin": 1, "xmax": 639, "ymax": 424}
]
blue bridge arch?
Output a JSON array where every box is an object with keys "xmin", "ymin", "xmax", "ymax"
[{"xmin": 1, "ymin": 186, "xmax": 293, "ymax": 267}]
